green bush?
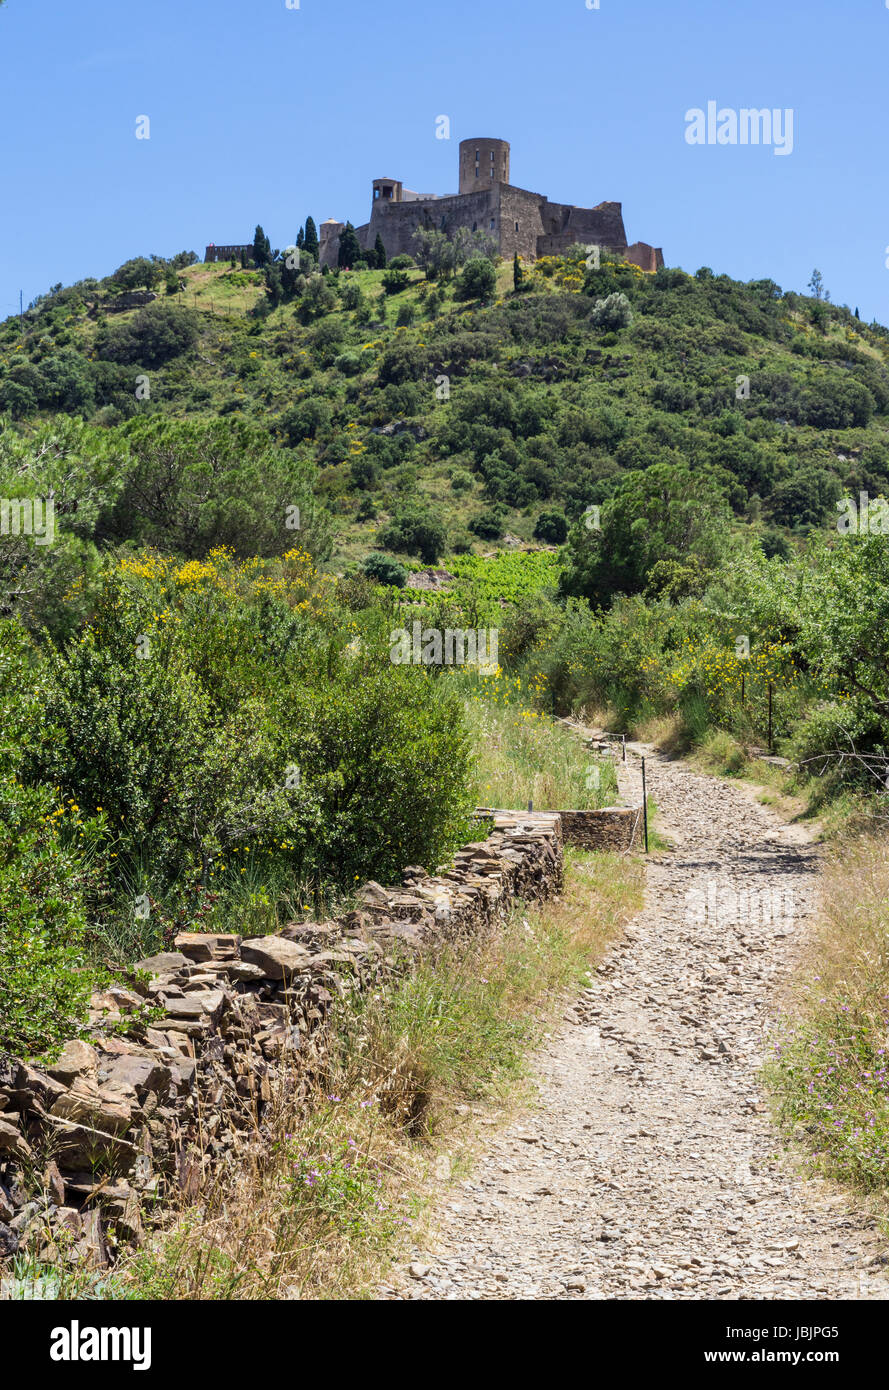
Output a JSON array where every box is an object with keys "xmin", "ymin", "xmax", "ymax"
[
  {"xmin": 362, "ymin": 552, "xmax": 407, "ymax": 587},
  {"xmin": 454, "ymin": 257, "xmax": 497, "ymax": 302},
  {"xmin": 101, "ymin": 302, "xmax": 200, "ymax": 368},
  {"xmin": 533, "ymin": 510, "xmax": 568, "ymax": 544},
  {"xmin": 378, "ymin": 508, "xmax": 447, "ymax": 563}
]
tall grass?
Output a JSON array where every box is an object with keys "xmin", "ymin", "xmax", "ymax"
[
  {"xmin": 465, "ymin": 700, "xmax": 619, "ymax": 810},
  {"xmin": 764, "ymin": 835, "xmax": 889, "ymax": 1200}
]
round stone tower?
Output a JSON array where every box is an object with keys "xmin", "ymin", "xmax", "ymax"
[{"xmin": 458, "ymin": 138, "xmax": 510, "ymax": 194}]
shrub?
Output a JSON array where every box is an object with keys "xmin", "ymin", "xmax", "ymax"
[
  {"xmin": 533, "ymin": 510, "xmax": 568, "ymax": 544},
  {"xmin": 469, "ymin": 509, "xmax": 505, "ymax": 540},
  {"xmin": 454, "ymin": 257, "xmax": 497, "ymax": 302},
  {"xmin": 362, "ymin": 552, "xmax": 408, "ymax": 587},
  {"xmin": 0, "ymin": 780, "xmax": 102, "ymax": 1057},
  {"xmin": 102, "ymin": 302, "xmax": 200, "ymax": 367},
  {"xmin": 377, "ymin": 508, "xmax": 447, "ymax": 564},
  {"xmin": 590, "ymin": 292, "xmax": 633, "ymax": 331},
  {"xmin": 381, "ymin": 268, "xmax": 410, "ymax": 295}
]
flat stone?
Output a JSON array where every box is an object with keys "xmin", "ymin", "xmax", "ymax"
[
  {"xmin": 240, "ymin": 935, "xmax": 313, "ymax": 981},
  {"xmin": 134, "ymin": 951, "xmax": 189, "ymax": 977},
  {"xmin": 47, "ymin": 1040, "xmax": 98, "ymax": 1085}
]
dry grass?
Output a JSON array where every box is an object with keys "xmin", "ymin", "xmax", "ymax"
[
  {"xmin": 765, "ymin": 833, "xmax": 889, "ymax": 1199},
  {"xmin": 100, "ymin": 848, "xmax": 643, "ymax": 1300}
]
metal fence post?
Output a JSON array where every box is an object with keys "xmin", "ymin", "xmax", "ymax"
[{"xmin": 641, "ymin": 756, "xmax": 649, "ymax": 854}]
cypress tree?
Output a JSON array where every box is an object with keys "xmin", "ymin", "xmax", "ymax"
[
  {"xmin": 513, "ymin": 251, "xmax": 523, "ymax": 291},
  {"xmin": 303, "ymin": 217, "xmax": 319, "ymax": 258},
  {"xmin": 337, "ymin": 221, "xmax": 362, "ymax": 269},
  {"xmin": 296, "ymin": 226, "xmax": 305, "ymax": 250},
  {"xmin": 374, "ymin": 233, "xmax": 387, "ymax": 270},
  {"xmin": 252, "ymin": 224, "xmax": 271, "ymax": 269}
]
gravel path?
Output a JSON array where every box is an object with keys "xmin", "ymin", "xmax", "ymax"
[{"xmin": 381, "ymin": 742, "xmax": 889, "ymax": 1301}]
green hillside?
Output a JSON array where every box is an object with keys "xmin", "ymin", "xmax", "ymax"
[{"xmin": 3, "ymin": 246, "xmax": 888, "ymax": 580}]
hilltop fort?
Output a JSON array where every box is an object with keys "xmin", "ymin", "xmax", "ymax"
[{"xmin": 205, "ymin": 137, "xmax": 663, "ymax": 272}]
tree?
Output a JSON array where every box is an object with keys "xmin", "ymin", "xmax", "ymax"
[
  {"xmin": 452, "ymin": 227, "xmax": 498, "ymax": 267},
  {"xmin": 807, "ymin": 268, "xmax": 826, "ymax": 301},
  {"xmin": 377, "ymin": 507, "xmax": 447, "ymax": 564},
  {"xmin": 296, "ymin": 226, "xmax": 305, "ymax": 250},
  {"xmin": 513, "ymin": 251, "xmax": 523, "ymax": 292},
  {"xmin": 106, "ymin": 416, "xmax": 329, "ymax": 559},
  {"xmin": 303, "ymin": 217, "xmax": 319, "ymax": 259},
  {"xmin": 337, "ymin": 221, "xmax": 362, "ymax": 269},
  {"xmin": 252, "ymin": 225, "xmax": 272, "ymax": 269},
  {"xmin": 454, "ymin": 256, "xmax": 497, "ymax": 301},
  {"xmin": 411, "ymin": 229, "xmax": 455, "ymax": 281},
  {"xmin": 101, "ymin": 301, "xmax": 200, "ymax": 368},
  {"xmin": 112, "ymin": 257, "xmax": 162, "ymax": 293},
  {"xmin": 373, "ymin": 233, "xmax": 387, "ymax": 269},
  {"xmin": 559, "ymin": 462, "xmax": 732, "ymax": 606}
]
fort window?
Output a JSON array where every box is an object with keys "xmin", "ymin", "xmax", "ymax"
[
  {"xmin": 515, "ymin": 221, "xmax": 519, "ymax": 232},
  {"xmin": 490, "ymin": 218, "xmax": 495, "ymax": 228},
  {"xmin": 472, "ymin": 222, "xmax": 477, "ymax": 232}
]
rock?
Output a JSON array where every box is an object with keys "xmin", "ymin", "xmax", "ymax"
[
  {"xmin": 0, "ymin": 1222, "xmax": 19, "ymax": 1257},
  {"xmin": 409, "ymin": 1262, "xmax": 432, "ymax": 1279},
  {"xmin": 0, "ymin": 1114, "xmax": 31, "ymax": 1160},
  {"xmin": 98, "ymin": 1054, "xmax": 173, "ymax": 1102},
  {"xmin": 174, "ymin": 932, "xmax": 241, "ymax": 963},
  {"xmin": 76, "ymin": 1209, "xmax": 109, "ymax": 1269},
  {"xmin": 45, "ymin": 1161, "xmax": 66, "ymax": 1207},
  {"xmin": 46, "ymin": 1040, "xmax": 98, "ymax": 1085},
  {"xmin": 54, "ymin": 1207, "xmax": 82, "ymax": 1239},
  {"xmin": 134, "ymin": 951, "xmax": 190, "ymax": 976},
  {"xmin": 50, "ymin": 1079, "xmax": 133, "ymax": 1134},
  {"xmin": 163, "ymin": 990, "xmax": 225, "ymax": 1024},
  {"xmin": 0, "ymin": 1183, "xmax": 14, "ymax": 1224},
  {"xmin": 240, "ymin": 936, "xmax": 313, "ymax": 981}
]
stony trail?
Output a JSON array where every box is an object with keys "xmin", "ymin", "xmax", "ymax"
[{"xmin": 381, "ymin": 742, "xmax": 889, "ymax": 1301}]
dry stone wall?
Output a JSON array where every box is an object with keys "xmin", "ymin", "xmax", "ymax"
[
  {"xmin": 0, "ymin": 811, "xmax": 563, "ymax": 1272},
  {"xmin": 558, "ymin": 807, "xmax": 642, "ymax": 852}
]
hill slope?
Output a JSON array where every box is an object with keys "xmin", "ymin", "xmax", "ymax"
[{"xmin": 2, "ymin": 249, "xmax": 888, "ymax": 574}]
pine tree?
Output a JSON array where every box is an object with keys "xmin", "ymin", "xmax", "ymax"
[
  {"xmin": 807, "ymin": 268, "xmax": 825, "ymax": 301},
  {"xmin": 252, "ymin": 224, "xmax": 272, "ymax": 269},
  {"xmin": 337, "ymin": 222, "xmax": 362, "ymax": 269},
  {"xmin": 513, "ymin": 251, "xmax": 523, "ymax": 291},
  {"xmin": 373, "ymin": 233, "xmax": 387, "ymax": 270},
  {"xmin": 303, "ymin": 217, "xmax": 319, "ymax": 258}
]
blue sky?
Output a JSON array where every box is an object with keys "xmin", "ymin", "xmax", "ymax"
[{"xmin": 1, "ymin": 0, "xmax": 887, "ymax": 320}]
